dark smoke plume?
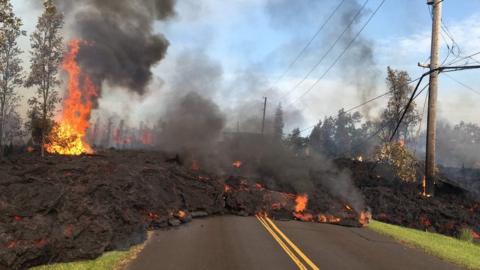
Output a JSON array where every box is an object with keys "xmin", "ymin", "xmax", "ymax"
[
  {"xmin": 337, "ymin": 1, "xmax": 379, "ymax": 119},
  {"xmin": 57, "ymin": 0, "xmax": 175, "ymax": 94},
  {"xmin": 157, "ymin": 91, "xmax": 226, "ymax": 170}
]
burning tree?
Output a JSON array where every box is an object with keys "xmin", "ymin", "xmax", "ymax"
[
  {"xmin": 25, "ymin": 0, "xmax": 64, "ymax": 157},
  {"xmin": 45, "ymin": 39, "xmax": 98, "ymax": 155},
  {"xmin": 0, "ymin": 0, "xmax": 24, "ymax": 157}
]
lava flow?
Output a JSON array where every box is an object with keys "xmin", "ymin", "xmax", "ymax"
[{"xmin": 46, "ymin": 39, "xmax": 98, "ymax": 155}]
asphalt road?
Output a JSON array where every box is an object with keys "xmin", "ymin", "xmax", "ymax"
[{"xmin": 127, "ymin": 216, "xmax": 462, "ymax": 270}]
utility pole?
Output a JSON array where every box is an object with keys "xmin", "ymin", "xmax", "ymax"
[
  {"xmin": 425, "ymin": 0, "xmax": 442, "ymax": 196},
  {"xmin": 261, "ymin": 97, "xmax": 267, "ymax": 135}
]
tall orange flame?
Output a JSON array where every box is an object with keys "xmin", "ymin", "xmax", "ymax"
[
  {"xmin": 46, "ymin": 39, "xmax": 97, "ymax": 155},
  {"xmin": 294, "ymin": 194, "xmax": 308, "ymax": 213}
]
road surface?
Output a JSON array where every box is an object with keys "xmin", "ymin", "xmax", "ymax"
[{"xmin": 127, "ymin": 216, "xmax": 462, "ymax": 270}]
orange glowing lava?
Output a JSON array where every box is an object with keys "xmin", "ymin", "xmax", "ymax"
[
  {"xmin": 358, "ymin": 211, "xmax": 371, "ymax": 226},
  {"xmin": 294, "ymin": 194, "xmax": 308, "ymax": 213},
  {"xmin": 293, "ymin": 212, "xmax": 314, "ymax": 222},
  {"xmin": 46, "ymin": 39, "xmax": 97, "ymax": 155}
]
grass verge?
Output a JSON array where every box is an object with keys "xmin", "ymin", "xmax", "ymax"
[
  {"xmin": 369, "ymin": 220, "xmax": 480, "ymax": 270},
  {"xmin": 30, "ymin": 233, "xmax": 151, "ymax": 270}
]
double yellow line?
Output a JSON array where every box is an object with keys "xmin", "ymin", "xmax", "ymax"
[{"xmin": 256, "ymin": 214, "xmax": 320, "ymax": 270}]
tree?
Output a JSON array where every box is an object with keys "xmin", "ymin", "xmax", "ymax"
[
  {"xmin": 380, "ymin": 67, "xmax": 420, "ymax": 142},
  {"xmin": 285, "ymin": 128, "xmax": 308, "ymax": 156},
  {"xmin": 25, "ymin": 0, "xmax": 64, "ymax": 157},
  {"xmin": 0, "ymin": 0, "xmax": 25, "ymax": 157},
  {"xmin": 334, "ymin": 109, "xmax": 361, "ymax": 157},
  {"xmin": 309, "ymin": 117, "xmax": 336, "ymax": 157},
  {"xmin": 273, "ymin": 103, "xmax": 284, "ymax": 141}
]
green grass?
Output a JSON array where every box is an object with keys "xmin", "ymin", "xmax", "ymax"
[
  {"xmin": 369, "ymin": 220, "xmax": 480, "ymax": 270},
  {"xmin": 29, "ymin": 242, "xmax": 146, "ymax": 270}
]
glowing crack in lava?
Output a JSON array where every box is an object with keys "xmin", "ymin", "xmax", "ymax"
[{"xmin": 46, "ymin": 40, "xmax": 97, "ymax": 155}]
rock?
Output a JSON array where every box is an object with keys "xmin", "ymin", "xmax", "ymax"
[
  {"xmin": 191, "ymin": 211, "xmax": 208, "ymax": 218},
  {"xmin": 168, "ymin": 218, "xmax": 181, "ymax": 227}
]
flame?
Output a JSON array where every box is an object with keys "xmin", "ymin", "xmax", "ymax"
[
  {"xmin": 7, "ymin": 241, "xmax": 16, "ymax": 249},
  {"xmin": 358, "ymin": 211, "xmax": 371, "ymax": 226},
  {"xmin": 419, "ymin": 216, "xmax": 431, "ymax": 227},
  {"xmin": 294, "ymin": 194, "xmax": 308, "ymax": 213},
  {"xmin": 232, "ymin": 160, "xmax": 242, "ymax": 168},
  {"xmin": 140, "ymin": 127, "xmax": 154, "ymax": 145},
  {"xmin": 421, "ymin": 176, "xmax": 427, "ymax": 197},
  {"xmin": 317, "ymin": 214, "xmax": 341, "ymax": 224},
  {"xmin": 255, "ymin": 183, "xmax": 265, "ymax": 190},
  {"xmin": 148, "ymin": 212, "xmax": 159, "ymax": 220},
  {"xmin": 191, "ymin": 160, "xmax": 200, "ymax": 171},
  {"xmin": 224, "ymin": 184, "xmax": 232, "ymax": 192},
  {"xmin": 46, "ymin": 39, "xmax": 97, "ymax": 155},
  {"xmin": 177, "ymin": 210, "xmax": 187, "ymax": 219}
]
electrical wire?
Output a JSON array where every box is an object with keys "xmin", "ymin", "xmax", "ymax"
[
  {"xmin": 444, "ymin": 73, "xmax": 480, "ymax": 96},
  {"xmin": 279, "ymin": 0, "xmax": 370, "ymax": 103},
  {"xmin": 273, "ymin": 0, "xmax": 347, "ymax": 99},
  {"xmin": 286, "ymin": 0, "xmax": 388, "ymax": 108}
]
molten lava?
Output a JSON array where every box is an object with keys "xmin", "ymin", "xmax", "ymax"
[{"xmin": 46, "ymin": 39, "xmax": 97, "ymax": 156}]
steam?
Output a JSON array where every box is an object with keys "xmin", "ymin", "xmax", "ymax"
[{"xmin": 57, "ymin": 0, "xmax": 175, "ymax": 95}]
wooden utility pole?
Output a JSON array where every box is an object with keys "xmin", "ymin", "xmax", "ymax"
[
  {"xmin": 425, "ymin": 0, "xmax": 442, "ymax": 196},
  {"xmin": 261, "ymin": 97, "xmax": 267, "ymax": 135}
]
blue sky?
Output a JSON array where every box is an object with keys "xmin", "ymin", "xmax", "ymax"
[{"xmin": 12, "ymin": 0, "xmax": 480, "ymax": 131}]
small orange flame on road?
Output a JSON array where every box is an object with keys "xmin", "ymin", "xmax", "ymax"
[
  {"xmin": 294, "ymin": 194, "xmax": 308, "ymax": 213},
  {"xmin": 46, "ymin": 39, "xmax": 97, "ymax": 155}
]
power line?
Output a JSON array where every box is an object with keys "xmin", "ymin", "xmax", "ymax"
[
  {"xmin": 279, "ymin": 0, "xmax": 370, "ymax": 103},
  {"xmin": 286, "ymin": 0, "xmax": 387, "ymax": 108},
  {"xmin": 447, "ymin": 51, "xmax": 480, "ymax": 66},
  {"xmin": 273, "ymin": 0, "xmax": 347, "ymax": 97},
  {"xmin": 444, "ymin": 73, "xmax": 480, "ymax": 96},
  {"xmin": 344, "ymin": 90, "xmax": 392, "ymax": 113},
  {"xmin": 297, "ymin": 73, "xmax": 425, "ymax": 135}
]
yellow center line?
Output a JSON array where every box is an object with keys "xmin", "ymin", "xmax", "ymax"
[
  {"xmin": 256, "ymin": 215, "xmax": 309, "ymax": 270},
  {"xmin": 264, "ymin": 216, "xmax": 320, "ymax": 270}
]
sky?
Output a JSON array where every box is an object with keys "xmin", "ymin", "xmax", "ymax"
[{"xmin": 11, "ymin": 0, "xmax": 480, "ymax": 133}]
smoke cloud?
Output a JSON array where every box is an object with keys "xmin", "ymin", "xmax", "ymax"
[
  {"xmin": 57, "ymin": 0, "xmax": 175, "ymax": 95},
  {"xmin": 337, "ymin": 1, "xmax": 379, "ymax": 119}
]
